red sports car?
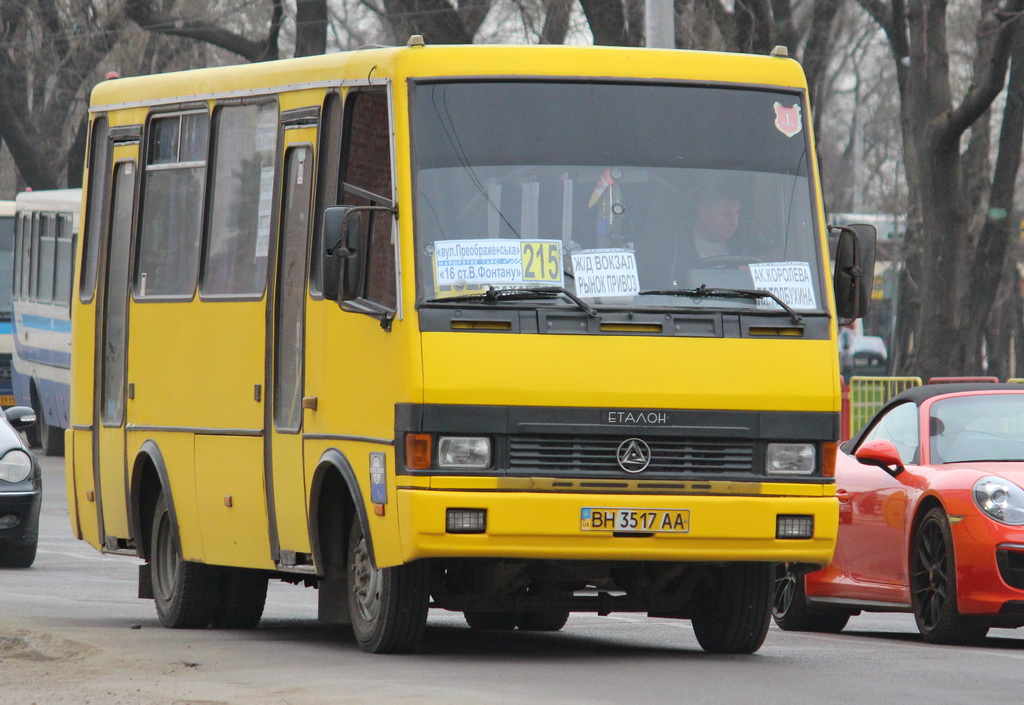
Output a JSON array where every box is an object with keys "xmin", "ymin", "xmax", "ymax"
[{"xmin": 774, "ymin": 383, "xmax": 1024, "ymax": 643}]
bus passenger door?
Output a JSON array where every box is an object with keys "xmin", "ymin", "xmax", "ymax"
[
  {"xmin": 267, "ymin": 140, "xmax": 315, "ymax": 563},
  {"xmin": 94, "ymin": 158, "xmax": 136, "ymax": 545}
]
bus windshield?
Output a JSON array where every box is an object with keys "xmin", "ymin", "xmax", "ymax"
[{"xmin": 412, "ymin": 81, "xmax": 823, "ymax": 314}]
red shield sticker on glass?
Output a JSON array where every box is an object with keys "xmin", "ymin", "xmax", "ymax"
[{"xmin": 773, "ymin": 102, "xmax": 802, "ymax": 138}]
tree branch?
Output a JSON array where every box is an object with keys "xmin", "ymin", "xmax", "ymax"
[
  {"xmin": 945, "ymin": 4, "xmax": 1024, "ymax": 140},
  {"xmin": 125, "ymin": 0, "xmax": 283, "ymax": 62},
  {"xmin": 970, "ymin": 15, "xmax": 1024, "ymax": 297}
]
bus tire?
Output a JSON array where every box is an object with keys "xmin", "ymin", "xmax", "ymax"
[
  {"xmin": 210, "ymin": 567, "xmax": 268, "ymax": 629},
  {"xmin": 690, "ymin": 562, "xmax": 772, "ymax": 654},
  {"xmin": 150, "ymin": 493, "xmax": 218, "ymax": 628},
  {"xmin": 347, "ymin": 516, "xmax": 429, "ymax": 653}
]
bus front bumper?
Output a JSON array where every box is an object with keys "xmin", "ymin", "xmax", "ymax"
[{"xmin": 396, "ymin": 488, "xmax": 838, "ymax": 566}]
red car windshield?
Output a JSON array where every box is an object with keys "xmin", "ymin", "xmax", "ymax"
[{"xmin": 930, "ymin": 394, "xmax": 1024, "ymax": 464}]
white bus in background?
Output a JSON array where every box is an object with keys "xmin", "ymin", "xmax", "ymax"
[
  {"xmin": 0, "ymin": 200, "xmax": 14, "ymax": 407},
  {"xmin": 11, "ymin": 189, "xmax": 80, "ymax": 455}
]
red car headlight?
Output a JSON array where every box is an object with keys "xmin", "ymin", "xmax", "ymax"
[{"xmin": 973, "ymin": 476, "xmax": 1024, "ymax": 526}]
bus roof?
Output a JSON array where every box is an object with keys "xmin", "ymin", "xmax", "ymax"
[
  {"xmin": 14, "ymin": 189, "xmax": 82, "ymax": 214},
  {"xmin": 90, "ymin": 44, "xmax": 809, "ymax": 112}
]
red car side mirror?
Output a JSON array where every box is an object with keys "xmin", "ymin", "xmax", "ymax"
[{"xmin": 854, "ymin": 439, "xmax": 905, "ymax": 474}]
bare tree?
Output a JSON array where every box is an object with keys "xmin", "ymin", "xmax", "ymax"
[
  {"xmin": 578, "ymin": 0, "xmax": 641, "ymax": 45},
  {"xmin": 359, "ymin": 0, "xmax": 493, "ymax": 44},
  {"xmin": 126, "ymin": 0, "xmax": 337, "ymax": 60},
  {"xmin": 125, "ymin": 0, "xmax": 287, "ymax": 61},
  {"xmin": 856, "ymin": 0, "xmax": 1024, "ymax": 378},
  {"xmin": 802, "ymin": 0, "xmax": 845, "ymax": 135},
  {"xmin": 673, "ymin": 0, "xmax": 773, "ymax": 52},
  {"xmin": 540, "ymin": 0, "xmax": 574, "ymax": 42},
  {"xmin": 296, "ymin": 0, "xmax": 329, "ymax": 54},
  {"xmin": 0, "ymin": 1, "xmax": 125, "ymax": 189}
]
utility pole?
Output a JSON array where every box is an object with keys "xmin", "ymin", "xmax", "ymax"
[{"xmin": 645, "ymin": 0, "xmax": 674, "ymax": 48}]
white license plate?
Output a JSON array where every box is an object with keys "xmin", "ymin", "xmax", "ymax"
[{"xmin": 580, "ymin": 507, "xmax": 690, "ymax": 533}]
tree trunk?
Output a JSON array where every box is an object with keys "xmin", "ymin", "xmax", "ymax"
[
  {"xmin": 379, "ymin": 0, "xmax": 491, "ymax": 44},
  {"xmin": 984, "ymin": 255, "xmax": 1023, "ymax": 379},
  {"xmin": 732, "ymin": 0, "xmax": 773, "ymax": 54},
  {"xmin": 66, "ymin": 116, "xmax": 89, "ymax": 189},
  {"xmin": 295, "ymin": 0, "xmax": 328, "ymax": 56},
  {"xmin": 963, "ymin": 18, "xmax": 1024, "ymax": 374},
  {"xmin": 578, "ymin": 0, "xmax": 632, "ymax": 45},
  {"xmin": 864, "ymin": 0, "xmax": 1024, "ymax": 379},
  {"xmin": 770, "ymin": 0, "xmax": 800, "ymax": 56},
  {"xmin": 802, "ymin": 0, "xmax": 842, "ymax": 134},
  {"xmin": 541, "ymin": 0, "xmax": 573, "ymax": 43}
]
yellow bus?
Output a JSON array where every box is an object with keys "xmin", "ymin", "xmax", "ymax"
[{"xmin": 67, "ymin": 40, "xmax": 873, "ymax": 654}]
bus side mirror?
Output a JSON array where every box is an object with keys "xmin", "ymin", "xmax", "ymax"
[
  {"xmin": 321, "ymin": 206, "xmax": 367, "ymax": 302},
  {"xmin": 832, "ymin": 223, "xmax": 877, "ymax": 323}
]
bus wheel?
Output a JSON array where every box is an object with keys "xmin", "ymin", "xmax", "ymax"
[
  {"xmin": 150, "ymin": 493, "xmax": 217, "ymax": 628},
  {"xmin": 209, "ymin": 567, "xmax": 268, "ymax": 629},
  {"xmin": 463, "ymin": 611, "xmax": 518, "ymax": 630},
  {"xmin": 347, "ymin": 516, "xmax": 429, "ymax": 653},
  {"xmin": 690, "ymin": 562, "xmax": 772, "ymax": 654}
]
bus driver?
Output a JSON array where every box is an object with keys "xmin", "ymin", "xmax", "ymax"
[{"xmin": 667, "ymin": 181, "xmax": 744, "ymax": 287}]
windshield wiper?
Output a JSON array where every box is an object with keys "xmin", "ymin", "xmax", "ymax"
[
  {"xmin": 425, "ymin": 286, "xmax": 600, "ymax": 318},
  {"xmin": 637, "ymin": 283, "xmax": 804, "ymax": 324}
]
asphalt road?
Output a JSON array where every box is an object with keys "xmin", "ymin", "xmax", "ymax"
[{"xmin": 4, "ymin": 454, "xmax": 1024, "ymax": 705}]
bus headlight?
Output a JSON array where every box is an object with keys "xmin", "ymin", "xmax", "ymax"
[
  {"xmin": 0, "ymin": 450, "xmax": 33, "ymax": 483},
  {"xmin": 437, "ymin": 437, "xmax": 491, "ymax": 469},
  {"xmin": 766, "ymin": 443, "xmax": 815, "ymax": 475}
]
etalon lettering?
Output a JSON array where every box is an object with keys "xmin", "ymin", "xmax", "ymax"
[{"xmin": 606, "ymin": 410, "xmax": 669, "ymax": 425}]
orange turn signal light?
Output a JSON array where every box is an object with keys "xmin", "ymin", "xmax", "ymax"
[
  {"xmin": 822, "ymin": 441, "xmax": 838, "ymax": 478},
  {"xmin": 406, "ymin": 433, "xmax": 433, "ymax": 470}
]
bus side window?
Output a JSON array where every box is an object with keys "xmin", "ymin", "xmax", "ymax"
[
  {"xmin": 20, "ymin": 213, "xmax": 30, "ymax": 300},
  {"xmin": 340, "ymin": 90, "xmax": 395, "ymax": 310},
  {"xmin": 29, "ymin": 213, "xmax": 39, "ymax": 301},
  {"xmin": 201, "ymin": 101, "xmax": 279, "ymax": 298},
  {"xmin": 37, "ymin": 213, "xmax": 55, "ymax": 304},
  {"xmin": 13, "ymin": 213, "xmax": 24, "ymax": 300},
  {"xmin": 54, "ymin": 214, "xmax": 74, "ymax": 306},
  {"xmin": 136, "ymin": 111, "xmax": 208, "ymax": 299},
  {"xmin": 81, "ymin": 115, "xmax": 110, "ymax": 304},
  {"xmin": 310, "ymin": 90, "xmax": 343, "ymax": 297}
]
